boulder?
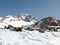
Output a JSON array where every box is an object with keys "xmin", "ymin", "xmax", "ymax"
[
  {"xmin": 5, "ymin": 25, "xmax": 14, "ymax": 29},
  {"xmin": 38, "ymin": 29, "xmax": 46, "ymax": 33},
  {"xmin": 14, "ymin": 27, "xmax": 22, "ymax": 31}
]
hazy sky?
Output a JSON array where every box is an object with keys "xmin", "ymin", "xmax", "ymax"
[{"xmin": 0, "ymin": 0, "xmax": 60, "ymax": 20}]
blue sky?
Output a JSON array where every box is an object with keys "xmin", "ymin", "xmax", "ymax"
[{"xmin": 0, "ymin": 0, "xmax": 60, "ymax": 20}]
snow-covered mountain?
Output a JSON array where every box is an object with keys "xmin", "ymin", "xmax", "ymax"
[
  {"xmin": 18, "ymin": 13, "xmax": 37, "ymax": 22},
  {"xmin": 1, "ymin": 13, "xmax": 37, "ymax": 22},
  {"xmin": 0, "ymin": 14, "xmax": 60, "ymax": 45},
  {"xmin": 0, "ymin": 13, "xmax": 37, "ymax": 29},
  {"xmin": 34, "ymin": 16, "xmax": 58, "ymax": 27},
  {"xmin": 33, "ymin": 16, "xmax": 60, "ymax": 32}
]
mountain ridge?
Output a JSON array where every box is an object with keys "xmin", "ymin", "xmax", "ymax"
[{"xmin": 0, "ymin": 13, "xmax": 60, "ymax": 32}]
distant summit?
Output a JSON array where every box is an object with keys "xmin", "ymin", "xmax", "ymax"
[
  {"xmin": 0, "ymin": 13, "xmax": 37, "ymax": 23},
  {"xmin": 33, "ymin": 16, "xmax": 60, "ymax": 32},
  {"xmin": 18, "ymin": 13, "xmax": 37, "ymax": 22},
  {"xmin": 0, "ymin": 13, "xmax": 38, "ymax": 31},
  {"xmin": 40, "ymin": 16, "xmax": 58, "ymax": 26}
]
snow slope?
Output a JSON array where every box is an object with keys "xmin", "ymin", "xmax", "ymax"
[
  {"xmin": 0, "ymin": 29, "xmax": 60, "ymax": 45},
  {"xmin": 0, "ymin": 14, "xmax": 37, "ymax": 28},
  {"xmin": 0, "ymin": 23, "xmax": 8, "ymax": 28},
  {"xmin": 0, "ymin": 20, "xmax": 34, "ymax": 28},
  {"xmin": 7, "ymin": 21, "xmax": 34, "ymax": 27},
  {"xmin": 4, "ymin": 20, "xmax": 34, "ymax": 27},
  {"xmin": 0, "ymin": 17, "xmax": 2, "ymax": 20}
]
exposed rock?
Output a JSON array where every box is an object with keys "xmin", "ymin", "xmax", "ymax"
[
  {"xmin": 5, "ymin": 25, "xmax": 23, "ymax": 31},
  {"xmin": 57, "ymin": 20, "xmax": 60, "ymax": 26},
  {"xmin": 14, "ymin": 27, "xmax": 22, "ymax": 31},
  {"xmin": 18, "ymin": 13, "xmax": 37, "ymax": 23},
  {"xmin": 41, "ymin": 16, "xmax": 58, "ymax": 26},
  {"xmin": 25, "ymin": 27, "xmax": 33, "ymax": 31},
  {"xmin": 5, "ymin": 25, "xmax": 13, "ymax": 29},
  {"xmin": 40, "ymin": 16, "xmax": 58, "ymax": 29},
  {"xmin": 38, "ymin": 29, "xmax": 46, "ymax": 33},
  {"xmin": 33, "ymin": 16, "xmax": 60, "ymax": 32}
]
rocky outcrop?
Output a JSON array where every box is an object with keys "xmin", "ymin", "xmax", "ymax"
[
  {"xmin": 40, "ymin": 16, "xmax": 58, "ymax": 29},
  {"xmin": 5, "ymin": 25, "xmax": 13, "ymax": 29},
  {"xmin": 14, "ymin": 27, "xmax": 22, "ymax": 31},
  {"xmin": 18, "ymin": 13, "xmax": 37, "ymax": 23},
  {"xmin": 5, "ymin": 25, "xmax": 23, "ymax": 31},
  {"xmin": 33, "ymin": 16, "xmax": 60, "ymax": 32},
  {"xmin": 41, "ymin": 16, "xmax": 58, "ymax": 26}
]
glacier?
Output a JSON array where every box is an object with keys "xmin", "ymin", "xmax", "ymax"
[{"xmin": 0, "ymin": 29, "xmax": 60, "ymax": 45}]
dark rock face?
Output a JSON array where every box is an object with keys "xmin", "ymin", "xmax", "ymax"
[
  {"xmin": 5, "ymin": 25, "xmax": 13, "ymax": 29},
  {"xmin": 14, "ymin": 27, "xmax": 22, "ymax": 31},
  {"xmin": 33, "ymin": 16, "xmax": 60, "ymax": 32},
  {"xmin": 38, "ymin": 29, "xmax": 46, "ymax": 33},
  {"xmin": 24, "ymin": 15, "xmax": 37, "ymax": 22},
  {"xmin": 46, "ymin": 26, "xmax": 58, "ymax": 32},
  {"xmin": 41, "ymin": 16, "xmax": 58, "ymax": 26},
  {"xmin": 40, "ymin": 16, "xmax": 58, "ymax": 29},
  {"xmin": 39, "ymin": 16, "xmax": 60, "ymax": 32},
  {"xmin": 25, "ymin": 27, "xmax": 34, "ymax": 31},
  {"xmin": 57, "ymin": 20, "xmax": 60, "ymax": 26},
  {"xmin": 18, "ymin": 13, "xmax": 37, "ymax": 22}
]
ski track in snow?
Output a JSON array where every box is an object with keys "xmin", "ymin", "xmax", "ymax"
[{"xmin": 0, "ymin": 29, "xmax": 60, "ymax": 45}]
